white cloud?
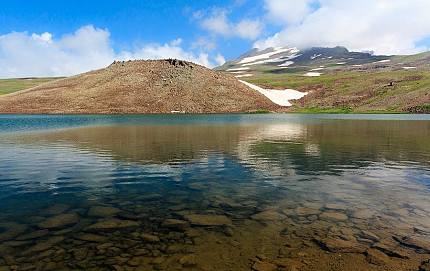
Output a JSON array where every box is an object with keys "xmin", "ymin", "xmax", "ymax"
[
  {"xmin": 257, "ymin": 0, "xmax": 430, "ymax": 55},
  {"xmin": 264, "ymin": 0, "xmax": 315, "ymax": 25},
  {"xmin": 199, "ymin": 10, "xmax": 263, "ymax": 40},
  {"xmin": 201, "ymin": 10, "xmax": 231, "ymax": 36},
  {"xmin": 0, "ymin": 25, "xmax": 223, "ymax": 78},
  {"xmin": 215, "ymin": 54, "xmax": 226, "ymax": 66},
  {"xmin": 235, "ymin": 19, "xmax": 264, "ymax": 40}
]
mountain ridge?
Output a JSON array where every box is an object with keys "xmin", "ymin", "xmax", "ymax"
[{"xmin": 218, "ymin": 46, "xmax": 430, "ymax": 113}]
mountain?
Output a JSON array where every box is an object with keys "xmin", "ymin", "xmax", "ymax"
[
  {"xmin": 218, "ymin": 46, "xmax": 430, "ymax": 113},
  {"xmin": 0, "ymin": 59, "xmax": 279, "ymax": 114}
]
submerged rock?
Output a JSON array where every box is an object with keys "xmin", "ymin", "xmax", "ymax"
[
  {"xmin": 0, "ymin": 223, "xmax": 28, "ymax": 241},
  {"xmin": 252, "ymin": 260, "xmax": 277, "ymax": 271},
  {"xmin": 419, "ymin": 259, "xmax": 430, "ymax": 271},
  {"xmin": 25, "ymin": 236, "xmax": 65, "ymax": 253},
  {"xmin": 365, "ymin": 248, "xmax": 389, "ymax": 265},
  {"xmin": 37, "ymin": 213, "xmax": 79, "ymax": 229},
  {"xmin": 295, "ymin": 207, "xmax": 321, "ymax": 216},
  {"xmin": 75, "ymin": 233, "xmax": 107, "ymax": 242},
  {"xmin": 161, "ymin": 219, "xmax": 190, "ymax": 230},
  {"xmin": 393, "ymin": 235, "xmax": 430, "ymax": 253},
  {"xmin": 87, "ymin": 206, "xmax": 121, "ymax": 217},
  {"xmin": 16, "ymin": 229, "xmax": 50, "ymax": 241},
  {"xmin": 178, "ymin": 254, "xmax": 197, "ymax": 267},
  {"xmin": 86, "ymin": 219, "xmax": 139, "ymax": 231},
  {"xmin": 316, "ymin": 238, "xmax": 366, "ymax": 253},
  {"xmin": 183, "ymin": 214, "xmax": 232, "ymax": 226},
  {"xmin": 251, "ymin": 210, "xmax": 284, "ymax": 222},
  {"xmin": 141, "ymin": 233, "xmax": 160, "ymax": 243},
  {"xmin": 319, "ymin": 211, "xmax": 348, "ymax": 221},
  {"xmin": 44, "ymin": 204, "xmax": 70, "ymax": 215}
]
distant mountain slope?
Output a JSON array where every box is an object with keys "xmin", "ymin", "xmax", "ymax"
[
  {"xmin": 218, "ymin": 46, "xmax": 430, "ymax": 113},
  {"xmin": 0, "ymin": 60, "xmax": 279, "ymax": 114},
  {"xmin": 0, "ymin": 78, "xmax": 61, "ymax": 95}
]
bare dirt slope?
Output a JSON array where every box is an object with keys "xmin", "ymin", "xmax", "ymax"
[{"xmin": 0, "ymin": 59, "xmax": 279, "ymax": 114}]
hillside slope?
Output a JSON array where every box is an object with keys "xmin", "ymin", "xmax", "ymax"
[
  {"xmin": 0, "ymin": 59, "xmax": 279, "ymax": 114},
  {"xmin": 218, "ymin": 46, "xmax": 430, "ymax": 113}
]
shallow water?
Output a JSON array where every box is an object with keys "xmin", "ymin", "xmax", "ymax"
[{"xmin": 0, "ymin": 114, "xmax": 430, "ymax": 270}]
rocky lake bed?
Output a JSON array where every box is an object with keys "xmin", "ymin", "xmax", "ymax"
[{"xmin": 0, "ymin": 114, "xmax": 429, "ymax": 270}]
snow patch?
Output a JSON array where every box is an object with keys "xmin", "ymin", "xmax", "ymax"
[
  {"xmin": 310, "ymin": 68, "xmax": 324, "ymax": 71},
  {"xmin": 227, "ymin": 67, "xmax": 250, "ymax": 71},
  {"xmin": 235, "ymin": 74, "xmax": 253, "ymax": 78},
  {"xmin": 376, "ymin": 59, "xmax": 391, "ymax": 63},
  {"xmin": 278, "ymin": 61, "xmax": 294, "ymax": 67},
  {"xmin": 336, "ymin": 62, "xmax": 346, "ymax": 65},
  {"xmin": 238, "ymin": 47, "xmax": 297, "ymax": 64},
  {"xmin": 310, "ymin": 54, "xmax": 322, "ymax": 60},
  {"xmin": 239, "ymin": 80, "xmax": 307, "ymax": 107},
  {"xmin": 402, "ymin": 66, "xmax": 416, "ymax": 70},
  {"xmin": 304, "ymin": 72, "xmax": 322, "ymax": 77}
]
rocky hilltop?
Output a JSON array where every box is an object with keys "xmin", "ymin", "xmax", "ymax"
[{"xmin": 0, "ymin": 59, "xmax": 278, "ymax": 114}]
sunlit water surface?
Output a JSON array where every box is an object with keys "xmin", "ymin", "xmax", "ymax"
[{"xmin": 0, "ymin": 114, "xmax": 429, "ymax": 270}]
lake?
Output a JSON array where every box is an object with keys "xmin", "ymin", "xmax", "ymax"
[{"xmin": 0, "ymin": 114, "xmax": 429, "ymax": 270}]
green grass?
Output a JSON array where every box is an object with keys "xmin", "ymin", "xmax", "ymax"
[
  {"xmin": 292, "ymin": 107, "xmax": 353, "ymax": 114},
  {"xmin": 0, "ymin": 78, "xmax": 60, "ymax": 95},
  {"xmin": 245, "ymin": 69, "xmax": 430, "ymax": 113},
  {"xmin": 248, "ymin": 109, "xmax": 271, "ymax": 114}
]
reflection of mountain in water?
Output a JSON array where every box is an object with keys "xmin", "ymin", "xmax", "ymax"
[{"xmin": 9, "ymin": 119, "xmax": 430, "ymax": 172}]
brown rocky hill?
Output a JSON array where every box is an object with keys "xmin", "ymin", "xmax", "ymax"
[{"xmin": 0, "ymin": 59, "xmax": 279, "ymax": 114}]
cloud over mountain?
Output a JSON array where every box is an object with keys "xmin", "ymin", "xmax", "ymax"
[
  {"xmin": 256, "ymin": 0, "xmax": 430, "ymax": 55},
  {"xmin": 0, "ymin": 26, "xmax": 222, "ymax": 78}
]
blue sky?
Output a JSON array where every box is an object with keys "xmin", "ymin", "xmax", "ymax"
[
  {"xmin": 0, "ymin": 0, "xmax": 271, "ymax": 59},
  {"xmin": 1, "ymin": 0, "xmax": 429, "ymax": 78}
]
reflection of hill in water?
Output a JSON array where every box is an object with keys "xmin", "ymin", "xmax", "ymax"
[{"xmin": 12, "ymin": 119, "xmax": 430, "ymax": 171}]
